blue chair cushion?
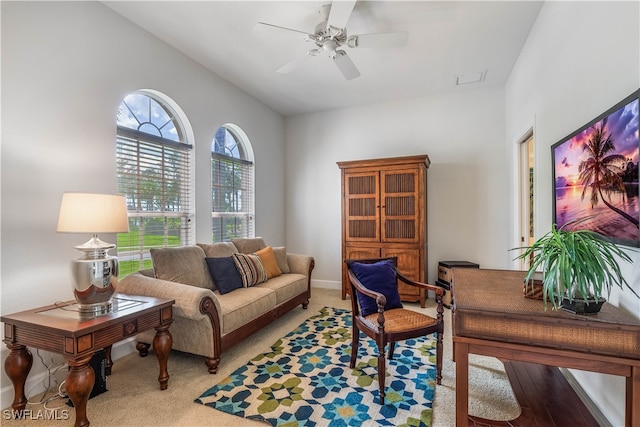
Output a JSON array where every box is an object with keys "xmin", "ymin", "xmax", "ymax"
[
  {"xmin": 350, "ymin": 259, "xmax": 403, "ymax": 316},
  {"xmin": 205, "ymin": 257, "xmax": 244, "ymax": 294}
]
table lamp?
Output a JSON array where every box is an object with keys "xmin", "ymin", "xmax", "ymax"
[{"xmin": 57, "ymin": 192, "xmax": 129, "ymax": 314}]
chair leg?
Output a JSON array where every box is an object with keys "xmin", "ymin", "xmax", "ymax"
[
  {"xmin": 436, "ymin": 331, "xmax": 443, "ymax": 385},
  {"xmin": 350, "ymin": 325, "xmax": 359, "ymax": 368},
  {"xmin": 387, "ymin": 342, "xmax": 396, "ymax": 360},
  {"xmin": 378, "ymin": 344, "xmax": 386, "ymax": 404}
]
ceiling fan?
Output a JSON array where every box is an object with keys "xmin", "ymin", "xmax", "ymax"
[{"xmin": 255, "ymin": 0, "xmax": 408, "ymax": 81}]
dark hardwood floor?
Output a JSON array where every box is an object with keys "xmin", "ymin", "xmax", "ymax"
[{"xmin": 468, "ymin": 360, "xmax": 600, "ymax": 427}]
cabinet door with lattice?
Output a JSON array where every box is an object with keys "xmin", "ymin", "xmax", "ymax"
[
  {"xmin": 344, "ymin": 171, "xmax": 380, "ymax": 242},
  {"xmin": 380, "ymin": 168, "xmax": 420, "ymax": 243}
]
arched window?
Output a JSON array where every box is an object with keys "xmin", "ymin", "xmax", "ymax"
[
  {"xmin": 211, "ymin": 124, "xmax": 254, "ymax": 241},
  {"xmin": 116, "ymin": 91, "xmax": 193, "ymax": 275}
]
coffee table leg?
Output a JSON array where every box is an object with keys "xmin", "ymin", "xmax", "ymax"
[
  {"xmin": 455, "ymin": 341, "xmax": 469, "ymax": 427},
  {"xmin": 65, "ymin": 354, "xmax": 95, "ymax": 427},
  {"xmin": 153, "ymin": 325, "xmax": 172, "ymax": 390},
  {"xmin": 5, "ymin": 343, "xmax": 33, "ymax": 417}
]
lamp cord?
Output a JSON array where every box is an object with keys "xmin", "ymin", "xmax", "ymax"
[{"xmin": 24, "ymin": 349, "xmax": 68, "ymax": 410}]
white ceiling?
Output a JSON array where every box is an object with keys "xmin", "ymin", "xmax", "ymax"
[{"xmin": 103, "ymin": 1, "xmax": 544, "ymax": 117}]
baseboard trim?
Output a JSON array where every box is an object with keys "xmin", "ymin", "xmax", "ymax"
[
  {"xmin": 311, "ymin": 279, "xmax": 340, "ymax": 290},
  {"xmin": 559, "ymin": 368, "xmax": 612, "ymax": 427},
  {"xmin": 1, "ymin": 338, "xmax": 136, "ymax": 411}
]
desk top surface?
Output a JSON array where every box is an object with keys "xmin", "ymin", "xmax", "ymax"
[
  {"xmin": 452, "ymin": 269, "xmax": 640, "ymax": 360},
  {"xmin": 453, "ymin": 268, "xmax": 640, "ymax": 327}
]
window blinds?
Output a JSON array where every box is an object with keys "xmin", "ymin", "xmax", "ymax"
[
  {"xmin": 211, "ymin": 153, "xmax": 254, "ymax": 242},
  {"xmin": 116, "ymin": 126, "xmax": 193, "ymax": 274}
]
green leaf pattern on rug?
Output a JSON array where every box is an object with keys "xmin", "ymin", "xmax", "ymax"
[
  {"xmin": 352, "ymin": 358, "xmax": 379, "ymax": 387},
  {"xmin": 321, "ymin": 326, "xmax": 350, "ymax": 346},
  {"xmin": 196, "ymin": 307, "xmax": 437, "ymax": 426},
  {"xmin": 258, "ymin": 377, "xmax": 305, "ymax": 412}
]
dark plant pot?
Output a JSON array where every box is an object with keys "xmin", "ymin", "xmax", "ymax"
[{"xmin": 560, "ymin": 297, "xmax": 606, "ymax": 315}]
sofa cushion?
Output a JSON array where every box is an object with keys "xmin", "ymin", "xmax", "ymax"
[
  {"xmin": 150, "ymin": 246, "xmax": 215, "ymax": 290},
  {"xmin": 205, "ymin": 257, "xmax": 243, "ymax": 295},
  {"xmin": 197, "ymin": 242, "xmax": 238, "ymax": 258},
  {"xmin": 349, "ymin": 259, "xmax": 403, "ymax": 316},
  {"xmin": 272, "ymin": 246, "xmax": 290, "ymax": 274},
  {"xmin": 215, "ymin": 287, "xmax": 277, "ymax": 334},
  {"xmin": 254, "ymin": 246, "xmax": 282, "ymax": 279},
  {"xmin": 257, "ymin": 273, "xmax": 307, "ymax": 305},
  {"xmin": 232, "ymin": 253, "xmax": 268, "ymax": 287},
  {"xmin": 231, "ymin": 237, "xmax": 266, "ymax": 254}
]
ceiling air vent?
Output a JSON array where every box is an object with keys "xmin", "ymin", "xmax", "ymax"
[{"xmin": 455, "ymin": 70, "xmax": 487, "ymax": 85}]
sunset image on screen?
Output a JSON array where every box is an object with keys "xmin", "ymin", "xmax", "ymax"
[{"xmin": 553, "ymin": 96, "xmax": 639, "ymax": 245}]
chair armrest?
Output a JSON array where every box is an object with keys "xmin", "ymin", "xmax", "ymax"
[
  {"xmin": 396, "ymin": 271, "xmax": 444, "ymax": 297},
  {"xmin": 118, "ymin": 273, "xmax": 222, "ymax": 322},
  {"xmin": 286, "ymin": 253, "xmax": 315, "ymax": 277}
]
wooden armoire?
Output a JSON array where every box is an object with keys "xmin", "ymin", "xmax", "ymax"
[{"xmin": 338, "ymin": 155, "xmax": 429, "ymax": 307}]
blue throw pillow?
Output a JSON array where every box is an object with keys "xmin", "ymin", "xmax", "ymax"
[
  {"xmin": 205, "ymin": 257, "xmax": 244, "ymax": 295},
  {"xmin": 350, "ymin": 259, "xmax": 403, "ymax": 316}
]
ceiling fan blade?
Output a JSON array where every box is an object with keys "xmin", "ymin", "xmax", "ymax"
[
  {"xmin": 276, "ymin": 53, "xmax": 314, "ymax": 74},
  {"xmin": 327, "ymin": 0, "xmax": 357, "ymax": 30},
  {"xmin": 349, "ymin": 32, "xmax": 409, "ymax": 48},
  {"xmin": 254, "ymin": 22, "xmax": 316, "ymax": 41},
  {"xmin": 333, "ymin": 51, "xmax": 360, "ymax": 80}
]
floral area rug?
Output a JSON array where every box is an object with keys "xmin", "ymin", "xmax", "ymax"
[{"xmin": 195, "ymin": 307, "xmax": 437, "ymax": 426}]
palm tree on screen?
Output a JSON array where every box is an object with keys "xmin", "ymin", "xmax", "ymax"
[{"xmin": 578, "ymin": 118, "xmax": 639, "ymax": 228}]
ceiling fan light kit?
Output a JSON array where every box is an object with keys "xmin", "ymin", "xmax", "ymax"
[{"xmin": 257, "ymin": 0, "xmax": 408, "ymax": 81}]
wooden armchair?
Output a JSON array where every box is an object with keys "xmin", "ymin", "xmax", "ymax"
[{"xmin": 345, "ymin": 257, "xmax": 444, "ymax": 404}]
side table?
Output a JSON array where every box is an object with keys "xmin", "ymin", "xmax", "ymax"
[{"xmin": 2, "ymin": 294, "xmax": 174, "ymax": 427}]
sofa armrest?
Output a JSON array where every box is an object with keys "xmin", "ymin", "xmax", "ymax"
[
  {"xmin": 118, "ymin": 272, "xmax": 222, "ymax": 322},
  {"xmin": 286, "ymin": 253, "xmax": 315, "ymax": 277}
]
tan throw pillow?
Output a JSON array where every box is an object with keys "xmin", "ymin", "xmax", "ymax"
[
  {"xmin": 197, "ymin": 242, "xmax": 238, "ymax": 258},
  {"xmin": 231, "ymin": 237, "xmax": 266, "ymax": 254},
  {"xmin": 150, "ymin": 246, "xmax": 215, "ymax": 290},
  {"xmin": 232, "ymin": 253, "xmax": 268, "ymax": 287},
  {"xmin": 254, "ymin": 246, "xmax": 282, "ymax": 279},
  {"xmin": 272, "ymin": 246, "xmax": 290, "ymax": 274}
]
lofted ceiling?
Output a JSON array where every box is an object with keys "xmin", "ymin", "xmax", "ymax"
[{"xmin": 103, "ymin": 1, "xmax": 544, "ymax": 117}]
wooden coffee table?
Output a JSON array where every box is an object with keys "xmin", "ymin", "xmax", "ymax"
[
  {"xmin": 2, "ymin": 294, "xmax": 174, "ymax": 427},
  {"xmin": 452, "ymin": 268, "xmax": 640, "ymax": 427}
]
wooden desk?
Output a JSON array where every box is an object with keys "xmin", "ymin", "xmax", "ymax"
[
  {"xmin": 2, "ymin": 294, "xmax": 174, "ymax": 427},
  {"xmin": 452, "ymin": 269, "xmax": 640, "ymax": 427}
]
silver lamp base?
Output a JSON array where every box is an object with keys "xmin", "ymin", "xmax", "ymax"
[
  {"xmin": 72, "ymin": 236, "xmax": 119, "ymax": 315},
  {"xmin": 77, "ymin": 299, "xmax": 114, "ymax": 315}
]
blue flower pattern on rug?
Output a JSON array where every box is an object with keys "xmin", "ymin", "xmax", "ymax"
[{"xmin": 195, "ymin": 307, "xmax": 437, "ymax": 426}]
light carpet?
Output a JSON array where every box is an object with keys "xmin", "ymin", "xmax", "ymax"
[{"xmin": 196, "ymin": 307, "xmax": 438, "ymax": 426}]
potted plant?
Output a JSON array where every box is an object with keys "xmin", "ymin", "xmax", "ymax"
[{"xmin": 514, "ymin": 220, "xmax": 638, "ymax": 314}]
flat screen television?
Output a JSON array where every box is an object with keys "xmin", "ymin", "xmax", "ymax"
[{"xmin": 551, "ymin": 89, "xmax": 639, "ymax": 248}]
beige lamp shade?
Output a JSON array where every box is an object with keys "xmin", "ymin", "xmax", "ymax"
[{"xmin": 57, "ymin": 193, "xmax": 130, "ymax": 234}]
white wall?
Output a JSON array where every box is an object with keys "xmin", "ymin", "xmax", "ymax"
[
  {"xmin": 1, "ymin": 1, "xmax": 285, "ymax": 395},
  {"xmin": 285, "ymin": 87, "xmax": 509, "ymax": 286},
  {"xmin": 505, "ymin": 2, "xmax": 640, "ymax": 425}
]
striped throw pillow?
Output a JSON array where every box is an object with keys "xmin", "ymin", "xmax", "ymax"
[{"xmin": 232, "ymin": 253, "xmax": 268, "ymax": 287}]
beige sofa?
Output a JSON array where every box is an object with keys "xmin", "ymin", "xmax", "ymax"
[{"xmin": 117, "ymin": 237, "xmax": 314, "ymax": 374}]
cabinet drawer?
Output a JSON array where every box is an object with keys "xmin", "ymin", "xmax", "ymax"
[
  {"xmin": 437, "ymin": 261, "xmax": 480, "ymax": 285},
  {"xmin": 437, "ymin": 266, "xmax": 451, "ymax": 284}
]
